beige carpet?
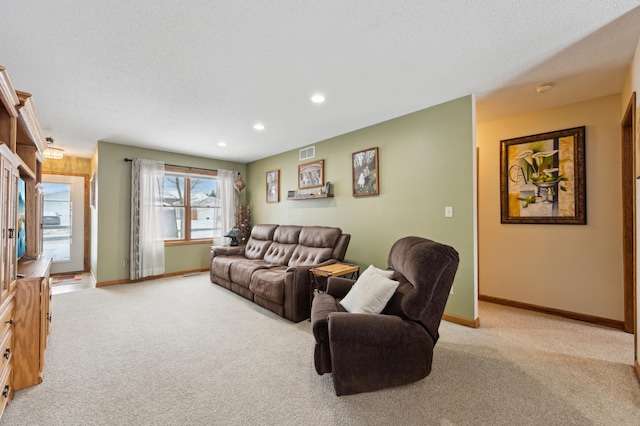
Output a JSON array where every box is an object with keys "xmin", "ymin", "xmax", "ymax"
[{"xmin": 2, "ymin": 274, "xmax": 639, "ymax": 425}]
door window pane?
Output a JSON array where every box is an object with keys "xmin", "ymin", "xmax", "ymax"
[{"xmin": 42, "ymin": 182, "xmax": 71, "ymax": 261}]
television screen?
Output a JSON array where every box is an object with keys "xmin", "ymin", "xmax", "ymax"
[{"xmin": 17, "ymin": 178, "xmax": 26, "ymax": 259}]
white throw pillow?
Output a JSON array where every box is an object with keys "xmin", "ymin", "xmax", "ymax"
[
  {"xmin": 370, "ymin": 265, "xmax": 395, "ymax": 279},
  {"xmin": 339, "ymin": 265, "xmax": 399, "ymax": 314}
]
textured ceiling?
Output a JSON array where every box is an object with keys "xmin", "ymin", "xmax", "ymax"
[{"xmin": 1, "ymin": 1, "xmax": 639, "ymax": 162}]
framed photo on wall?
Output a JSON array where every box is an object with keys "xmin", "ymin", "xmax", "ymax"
[
  {"xmin": 298, "ymin": 160, "xmax": 324, "ymax": 189},
  {"xmin": 500, "ymin": 126, "xmax": 586, "ymax": 224},
  {"xmin": 266, "ymin": 170, "xmax": 279, "ymax": 203},
  {"xmin": 352, "ymin": 147, "xmax": 379, "ymax": 197}
]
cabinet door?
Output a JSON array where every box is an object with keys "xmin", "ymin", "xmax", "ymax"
[
  {"xmin": 6, "ymin": 165, "xmax": 18, "ymax": 292},
  {"xmin": 0, "ymin": 160, "xmax": 10, "ymax": 303},
  {"xmin": 37, "ymin": 187, "xmax": 44, "ymax": 257}
]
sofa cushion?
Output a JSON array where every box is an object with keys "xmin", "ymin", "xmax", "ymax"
[
  {"xmin": 273, "ymin": 225, "xmax": 303, "ymax": 243},
  {"xmin": 339, "ymin": 265, "xmax": 399, "ymax": 314},
  {"xmin": 229, "ymin": 260, "xmax": 272, "ymax": 288},
  {"xmin": 244, "ymin": 238, "xmax": 272, "ymax": 260},
  {"xmin": 250, "ymin": 266, "xmax": 287, "ymax": 304},
  {"xmin": 287, "ymin": 226, "xmax": 342, "ymax": 266},
  {"xmin": 263, "ymin": 242, "xmax": 298, "ymax": 265},
  {"xmin": 250, "ymin": 224, "xmax": 278, "ymax": 240},
  {"xmin": 211, "ymin": 255, "xmax": 245, "ymax": 281},
  {"xmin": 261, "ymin": 224, "xmax": 301, "ymax": 265},
  {"xmin": 243, "ymin": 224, "xmax": 278, "ymax": 260},
  {"xmin": 288, "ymin": 245, "xmax": 334, "ymax": 267},
  {"xmin": 299, "ymin": 226, "xmax": 342, "ymax": 248}
]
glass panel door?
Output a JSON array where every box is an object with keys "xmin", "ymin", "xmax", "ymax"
[{"xmin": 42, "ymin": 175, "xmax": 84, "ymax": 273}]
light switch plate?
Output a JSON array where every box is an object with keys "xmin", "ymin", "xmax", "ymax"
[{"xmin": 445, "ymin": 206, "xmax": 453, "ymax": 217}]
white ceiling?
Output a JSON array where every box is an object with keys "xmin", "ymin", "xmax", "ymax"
[{"xmin": 1, "ymin": 1, "xmax": 639, "ymax": 162}]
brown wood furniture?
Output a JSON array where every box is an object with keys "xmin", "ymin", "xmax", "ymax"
[
  {"xmin": 13, "ymin": 257, "xmax": 52, "ymax": 391},
  {"xmin": 0, "ymin": 65, "xmax": 51, "ymax": 420}
]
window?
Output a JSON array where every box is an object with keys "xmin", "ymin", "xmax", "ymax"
[{"xmin": 162, "ymin": 167, "xmax": 219, "ymax": 243}]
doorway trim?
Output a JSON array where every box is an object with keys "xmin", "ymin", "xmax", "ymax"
[
  {"xmin": 42, "ymin": 172, "xmax": 90, "ymax": 272},
  {"xmin": 621, "ymin": 92, "xmax": 636, "ymax": 336}
]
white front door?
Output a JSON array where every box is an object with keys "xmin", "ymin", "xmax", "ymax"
[{"xmin": 42, "ymin": 175, "xmax": 85, "ymax": 274}]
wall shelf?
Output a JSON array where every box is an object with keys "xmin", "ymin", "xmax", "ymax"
[{"xmin": 287, "ymin": 193, "xmax": 334, "ymax": 201}]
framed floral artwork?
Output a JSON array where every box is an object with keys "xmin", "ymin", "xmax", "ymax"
[
  {"xmin": 352, "ymin": 147, "xmax": 379, "ymax": 197},
  {"xmin": 500, "ymin": 126, "xmax": 586, "ymax": 224},
  {"xmin": 266, "ymin": 170, "xmax": 279, "ymax": 203},
  {"xmin": 298, "ymin": 160, "xmax": 324, "ymax": 189}
]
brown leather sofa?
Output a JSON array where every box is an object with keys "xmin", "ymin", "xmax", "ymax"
[
  {"xmin": 311, "ymin": 236, "xmax": 459, "ymax": 395},
  {"xmin": 210, "ymin": 224, "xmax": 351, "ymax": 322}
]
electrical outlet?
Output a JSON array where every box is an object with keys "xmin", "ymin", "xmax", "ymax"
[
  {"xmin": 445, "ymin": 206, "xmax": 453, "ymax": 218},
  {"xmin": 123, "ymin": 258, "xmax": 129, "ymax": 269}
]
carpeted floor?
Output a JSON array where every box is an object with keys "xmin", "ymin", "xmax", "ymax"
[{"xmin": 2, "ymin": 274, "xmax": 639, "ymax": 425}]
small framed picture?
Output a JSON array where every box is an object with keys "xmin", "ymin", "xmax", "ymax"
[
  {"xmin": 266, "ymin": 170, "xmax": 280, "ymax": 203},
  {"xmin": 298, "ymin": 160, "xmax": 324, "ymax": 189},
  {"xmin": 352, "ymin": 147, "xmax": 379, "ymax": 197}
]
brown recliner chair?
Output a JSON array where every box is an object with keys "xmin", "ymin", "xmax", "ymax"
[{"xmin": 311, "ymin": 236, "xmax": 459, "ymax": 395}]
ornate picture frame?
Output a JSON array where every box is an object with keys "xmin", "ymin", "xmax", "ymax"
[
  {"xmin": 500, "ymin": 126, "xmax": 586, "ymax": 224},
  {"xmin": 266, "ymin": 170, "xmax": 279, "ymax": 203},
  {"xmin": 298, "ymin": 160, "xmax": 324, "ymax": 189},
  {"xmin": 352, "ymin": 147, "xmax": 379, "ymax": 197}
]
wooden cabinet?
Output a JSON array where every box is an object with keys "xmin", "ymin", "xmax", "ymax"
[
  {"xmin": 0, "ymin": 65, "xmax": 49, "ymax": 420},
  {"xmin": 13, "ymin": 257, "xmax": 51, "ymax": 391}
]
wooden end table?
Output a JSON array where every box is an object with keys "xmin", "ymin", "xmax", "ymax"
[{"xmin": 309, "ymin": 263, "xmax": 360, "ymax": 314}]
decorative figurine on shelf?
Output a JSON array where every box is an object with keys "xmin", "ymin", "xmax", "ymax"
[{"xmin": 236, "ymin": 204, "xmax": 251, "ymax": 244}]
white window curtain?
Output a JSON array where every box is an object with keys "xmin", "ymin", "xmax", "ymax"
[
  {"xmin": 130, "ymin": 158, "xmax": 166, "ymax": 279},
  {"xmin": 217, "ymin": 169, "xmax": 238, "ymax": 242}
]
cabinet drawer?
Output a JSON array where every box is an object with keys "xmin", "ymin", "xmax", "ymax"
[
  {"xmin": 0, "ymin": 299, "xmax": 14, "ymax": 339},
  {"xmin": 0, "ymin": 330, "xmax": 12, "ymax": 375},
  {"xmin": 0, "ymin": 363, "xmax": 11, "ymax": 419}
]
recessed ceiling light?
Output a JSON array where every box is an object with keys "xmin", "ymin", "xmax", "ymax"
[
  {"xmin": 536, "ymin": 82, "xmax": 554, "ymax": 94},
  {"xmin": 253, "ymin": 123, "xmax": 265, "ymax": 130},
  {"xmin": 217, "ymin": 142, "xmax": 227, "ymax": 147},
  {"xmin": 311, "ymin": 93, "xmax": 325, "ymax": 103}
]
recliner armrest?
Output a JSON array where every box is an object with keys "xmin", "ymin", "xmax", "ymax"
[
  {"xmin": 326, "ymin": 277, "xmax": 355, "ymax": 299},
  {"xmin": 328, "ymin": 312, "xmax": 405, "ymax": 347}
]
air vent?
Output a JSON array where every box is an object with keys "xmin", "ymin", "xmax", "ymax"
[{"xmin": 299, "ymin": 146, "xmax": 315, "ymax": 161}]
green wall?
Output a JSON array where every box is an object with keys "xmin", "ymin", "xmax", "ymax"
[
  {"xmin": 94, "ymin": 141, "xmax": 246, "ymax": 284},
  {"xmin": 246, "ymin": 96, "xmax": 477, "ymax": 321}
]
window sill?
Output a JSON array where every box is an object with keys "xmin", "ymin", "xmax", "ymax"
[{"xmin": 164, "ymin": 239, "xmax": 214, "ymax": 247}]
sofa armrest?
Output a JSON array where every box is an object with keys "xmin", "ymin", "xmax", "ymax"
[
  {"xmin": 326, "ymin": 277, "xmax": 355, "ymax": 299},
  {"xmin": 282, "ymin": 260, "xmax": 338, "ymax": 322},
  {"xmin": 328, "ymin": 312, "xmax": 406, "ymax": 347},
  {"xmin": 285, "ymin": 258, "xmax": 336, "ymax": 274}
]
